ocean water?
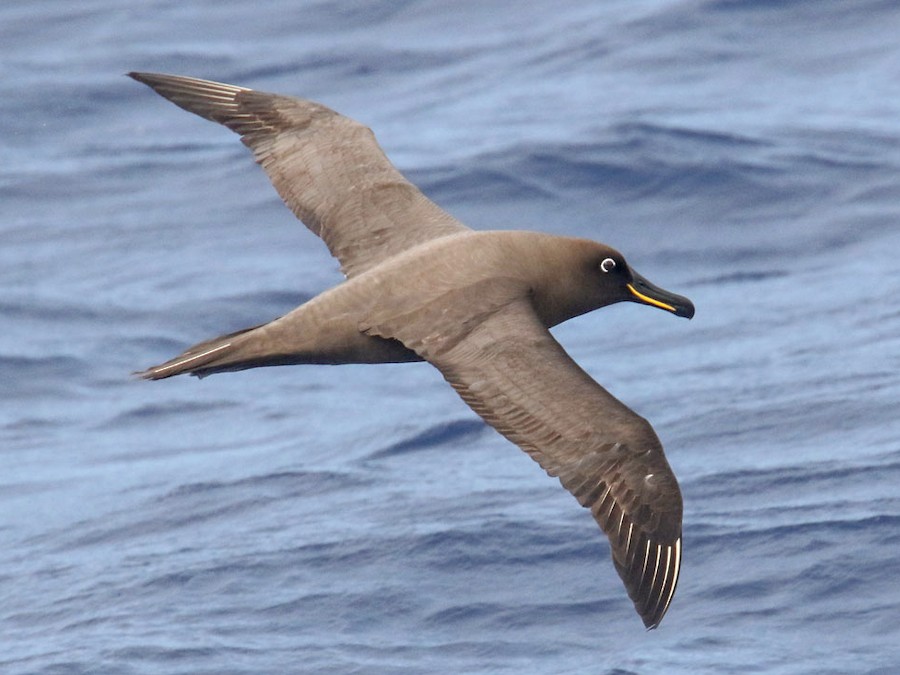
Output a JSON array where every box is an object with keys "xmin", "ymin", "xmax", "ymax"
[{"xmin": 3, "ymin": 0, "xmax": 900, "ymax": 673}]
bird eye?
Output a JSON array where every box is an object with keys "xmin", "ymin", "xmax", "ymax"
[{"xmin": 600, "ymin": 257, "xmax": 616, "ymax": 273}]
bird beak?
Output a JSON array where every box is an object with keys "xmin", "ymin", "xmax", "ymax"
[{"xmin": 627, "ymin": 270, "xmax": 695, "ymax": 319}]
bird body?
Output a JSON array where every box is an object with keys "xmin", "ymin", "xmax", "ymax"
[
  {"xmin": 130, "ymin": 72, "xmax": 694, "ymax": 628},
  {"xmin": 141, "ymin": 230, "xmax": 632, "ymax": 375}
]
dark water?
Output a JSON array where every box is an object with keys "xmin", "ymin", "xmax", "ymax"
[{"xmin": 3, "ymin": 1, "xmax": 900, "ymax": 673}]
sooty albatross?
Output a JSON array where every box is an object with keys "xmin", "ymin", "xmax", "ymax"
[{"xmin": 129, "ymin": 72, "xmax": 694, "ymax": 628}]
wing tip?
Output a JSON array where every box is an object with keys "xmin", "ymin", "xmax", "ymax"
[
  {"xmin": 631, "ymin": 535, "xmax": 681, "ymax": 629},
  {"xmin": 126, "ymin": 70, "xmax": 149, "ymax": 83}
]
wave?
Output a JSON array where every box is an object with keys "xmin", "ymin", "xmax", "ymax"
[{"xmin": 366, "ymin": 418, "xmax": 486, "ymax": 460}]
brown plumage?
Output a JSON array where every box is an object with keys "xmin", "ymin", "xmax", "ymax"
[{"xmin": 130, "ymin": 72, "xmax": 694, "ymax": 628}]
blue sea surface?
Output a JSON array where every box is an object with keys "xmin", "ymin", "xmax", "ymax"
[{"xmin": 3, "ymin": 1, "xmax": 900, "ymax": 673}]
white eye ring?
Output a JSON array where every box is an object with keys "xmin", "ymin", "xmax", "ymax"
[{"xmin": 600, "ymin": 257, "xmax": 616, "ymax": 273}]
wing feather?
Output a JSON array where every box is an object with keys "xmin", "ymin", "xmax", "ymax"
[
  {"xmin": 129, "ymin": 72, "xmax": 469, "ymax": 277},
  {"xmin": 392, "ymin": 296, "xmax": 684, "ymax": 628}
]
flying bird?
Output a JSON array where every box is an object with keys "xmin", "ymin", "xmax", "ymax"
[{"xmin": 130, "ymin": 72, "xmax": 694, "ymax": 628}]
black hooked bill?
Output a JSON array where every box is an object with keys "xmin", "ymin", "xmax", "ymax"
[{"xmin": 627, "ymin": 271, "xmax": 695, "ymax": 319}]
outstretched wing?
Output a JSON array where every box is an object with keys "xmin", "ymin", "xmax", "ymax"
[
  {"xmin": 129, "ymin": 72, "xmax": 469, "ymax": 277},
  {"xmin": 373, "ymin": 294, "xmax": 683, "ymax": 628}
]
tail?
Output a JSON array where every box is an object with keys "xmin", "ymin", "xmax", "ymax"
[
  {"xmin": 136, "ymin": 324, "xmax": 267, "ymax": 380},
  {"xmin": 136, "ymin": 297, "xmax": 424, "ymax": 380}
]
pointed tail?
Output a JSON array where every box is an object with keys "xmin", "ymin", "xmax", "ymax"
[{"xmin": 135, "ymin": 325, "xmax": 263, "ymax": 380}]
